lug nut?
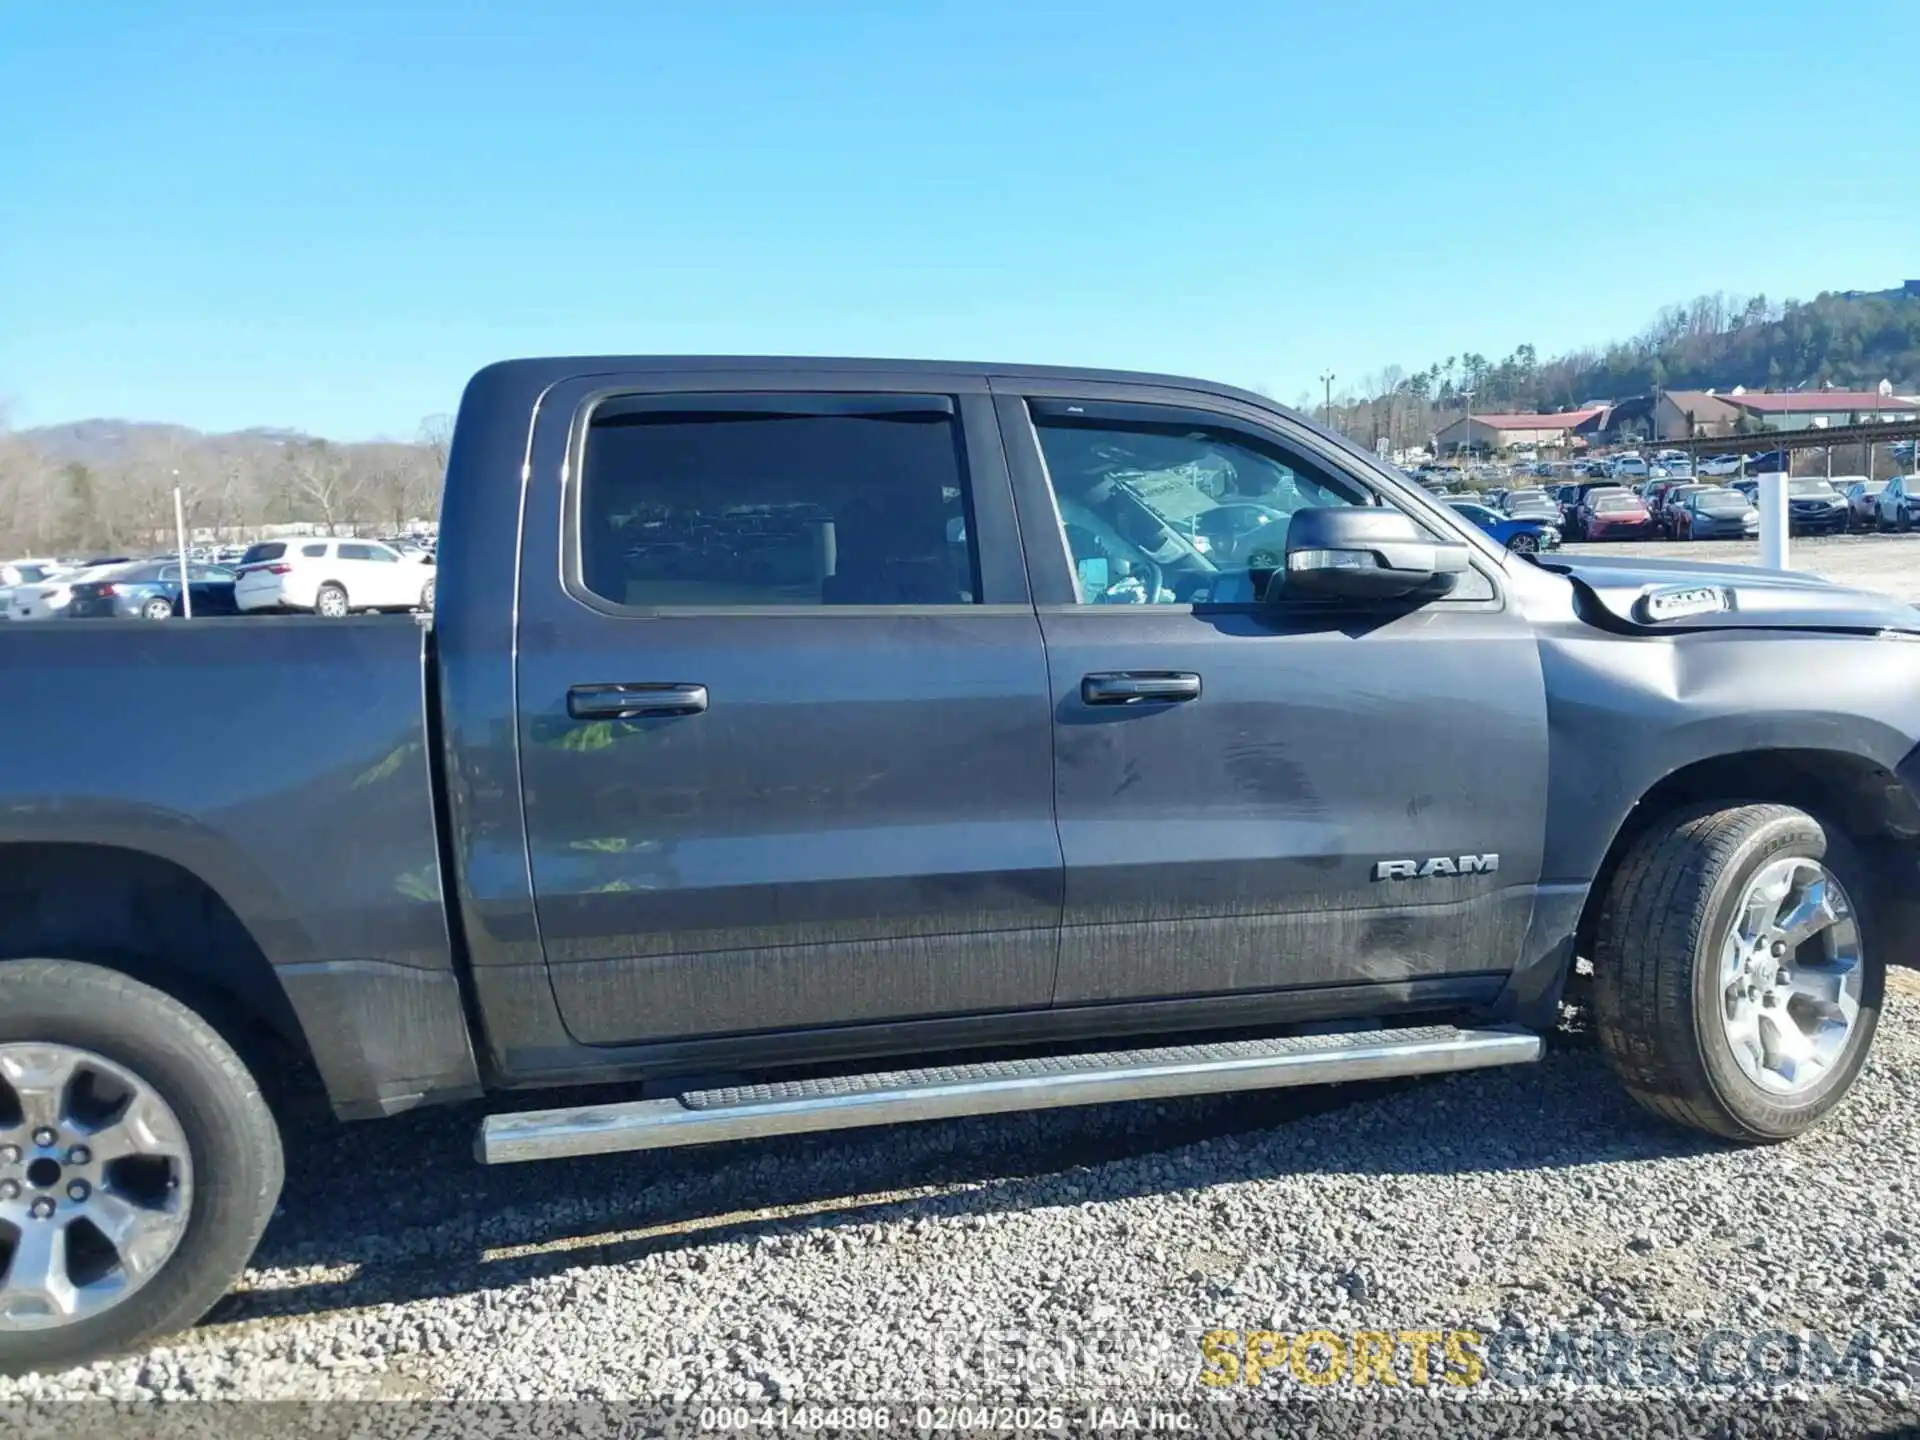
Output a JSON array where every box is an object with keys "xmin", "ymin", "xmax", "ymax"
[
  {"xmin": 28, "ymin": 1197, "xmax": 54, "ymax": 1219},
  {"xmin": 31, "ymin": 1127, "xmax": 56, "ymax": 1147},
  {"xmin": 1762, "ymin": 992, "xmax": 1778, "ymax": 1007},
  {"xmin": 0, "ymin": 1144, "xmax": 18, "ymax": 1164},
  {"xmin": 1772, "ymin": 941, "xmax": 1787, "ymax": 958},
  {"xmin": 0, "ymin": 1179, "xmax": 19, "ymax": 1201},
  {"xmin": 66, "ymin": 1145, "xmax": 90, "ymax": 1166},
  {"xmin": 66, "ymin": 1180, "xmax": 89, "ymax": 1202}
]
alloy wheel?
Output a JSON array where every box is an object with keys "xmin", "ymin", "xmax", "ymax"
[
  {"xmin": 0, "ymin": 1045, "xmax": 193, "ymax": 1331},
  {"xmin": 1717, "ymin": 857, "xmax": 1864, "ymax": 1097}
]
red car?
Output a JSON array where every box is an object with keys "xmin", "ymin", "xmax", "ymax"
[{"xmin": 1580, "ymin": 491, "xmax": 1654, "ymax": 540}]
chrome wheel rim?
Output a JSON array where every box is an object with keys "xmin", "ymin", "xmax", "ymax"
[
  {"xmin": 1509, "ymin": 533, "xmax": 1537, "ymax": 553},
  {"xmin": 0, "ymin": 1044, "xmax": 194, "ymax": 1331},
  {"xmin": 1718, "ymin": 857, "xmax": 1864, "ymax": 1097},
  {"xmin": 317, "ymin": 589, "xmax": 347, "ymax": 617}
]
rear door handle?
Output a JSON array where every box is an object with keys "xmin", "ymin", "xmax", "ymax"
[
  {"xmin": 567, "ymin": 682, "xmax": 709, "ymax": 720},
  {"xmin": 1080, "ymin": 672, "xmax": 1202, "ymax": 706}
]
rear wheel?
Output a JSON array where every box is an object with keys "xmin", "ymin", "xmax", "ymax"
[
  {"xmin": 1592, "ymin": 804, "xmax": 1880, "ymax": 1142},
  {"xmin": 0, "ymin": 961, "xmax": 282, "ymax": 1376},
  {"xmin": 139, "ymin": 597, "xmax": 174, "ymax": 621},
  {"xmin": 314, "ymin": 583, "xmax": 349, "ymax": 618}
]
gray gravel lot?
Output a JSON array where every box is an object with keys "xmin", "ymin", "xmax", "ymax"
[{"xmin": 6, "ymin": 977, "xmax": 1920, "ymax": 1436}]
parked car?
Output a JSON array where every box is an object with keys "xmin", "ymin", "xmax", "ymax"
[
  {"xmin": 1699, "ymin": 454, "xmax": 1744, "ymax": 477},
  {"xmin": 1830, "ymin": 477, "xmax": 1882, "ymax": 532},
  {"xmin": 1655, "ymin": 483, "xmax": 1712, "ymax": 537},
  {"xmin": 1560, "ymin": 483, "xmax": 1626, "ymax": 539},
  {"xmin": 5, "ymin": 559, "xmax": 133, "ymax": 622},
  {"xmin": 65, "ymin": 561, "xmax": 240, "ymax": 620},
  {"xmin": 1580, "ymin": 490, "xmax": 1655, "ymax": 540},
  {"xmin": 1500, "ymin": 488, "xmax": 1559, "ymax": 522},
  {"xmin": 1786, "ymin": 478, "xmax": 1849, "ymax": 535},
  {"xmin": 0, "ymin": 559, "xmax": 61, "ymax": 620},
  {"xmin": 8, "ymin": 355, "xmax": 1920, "ymax": 1376},
  {"xmin": 1609, "ymin": 453, "xmax": 1649, "ymax": 479},
  {"xmin": 1446, "ymin": 499, "xmax": 1561, "ymax": 554},
  {"xmin": 1671, "ymin": 486, "xmax": 1761, "ymax": 541},
  {"xmin": 233, "ymin": 538, "xmax": 436, "ymax": 616},
  {"xmin": 1875, "ymin": 474, "xmax": 1919, "ymax": 532}
]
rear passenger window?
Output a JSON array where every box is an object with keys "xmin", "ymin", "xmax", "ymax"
[
  {"xmin": 576, "ymin": 394, "xmax": 979, "ymax": 608},
  {"xmin": 301, "ymin": 543, "xmax": 328, "ymax": 558}
]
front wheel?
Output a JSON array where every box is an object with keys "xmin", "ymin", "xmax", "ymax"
[
  {"xmin": 419, "ymin": 576, "xmax": 435, "ymax": 610},
  {"xmin": 0, "ymin": 961, "xmax": 283, "ymax": 1376},
  {"xmin": 1506, "ymin": 532, "xmax": 1538, "ymax": 555},
  {"xmin": 314, "ymin": 583, "xmax": 349, "ymax": 618},
  {"xmin": 1592, "ymin": 804, "xmax": 1880, "ymax": 1142}
]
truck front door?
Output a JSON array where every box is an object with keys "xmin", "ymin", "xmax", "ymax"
[
  {"xmin": 993, "ymin": 381, "xmax": 1550, "ymax": 1010},
  {"xmin": 513, "ymin": 372, "xmax": 1062, "ymax": 1045}
]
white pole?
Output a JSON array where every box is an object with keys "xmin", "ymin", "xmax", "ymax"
[
  {"xmin": 1758, "ymin": 471, "xmax": 1790, "ymax": 571},
  {"xmin": 173, "ymin": 486, "xmax": 193, "ymax": 618}
]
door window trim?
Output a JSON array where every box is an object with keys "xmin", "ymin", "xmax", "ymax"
[
  {"xmin": 991, "ymin": 381, "xmax": 1508, "ymax": 615},
  {"xmin": 555, "ymin": 383, "xmax": 1031, "ymax": 618}
]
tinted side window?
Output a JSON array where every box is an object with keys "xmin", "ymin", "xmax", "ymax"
[
  {"xmin": 301, "ymin": 543, "xmax": 328, "ymax": 557},
  {"xmin": 578, "ymin": 396, "xmax": 978, "ymax": 608},
  {"xmin": 338, "ymin": 543, "xmax": 374, "ymax": 561}
]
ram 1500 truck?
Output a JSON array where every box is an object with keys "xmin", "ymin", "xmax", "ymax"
[{"xmin": 4, "ymin": 356, "xmax": 1919, "ymax": 1374}]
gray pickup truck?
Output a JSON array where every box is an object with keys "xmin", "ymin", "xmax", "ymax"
[{"xmin": 4, "ymin": 356, "xmax": 1919, "ymax": 1375}]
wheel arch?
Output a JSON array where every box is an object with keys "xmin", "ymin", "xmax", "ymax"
[
  {"xmin": 0, "ymin": 841, "xmax": 315, "ymax": 1092},
  {"xmin": 1574, "ymin": 747, "xmax": 1920, "ymax": 968}
]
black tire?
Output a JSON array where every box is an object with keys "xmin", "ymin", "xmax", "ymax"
[
  {"xmin": 1591, "ymin": 804, "xmax": 1882, "ymax": 1143},
  {"xmin": 314, "ymin": 582, "xmax": 349, "ymax": 618},
  {"xmin": 0, "ymin": 960, "xmax": 283, "ymax": 1376}
]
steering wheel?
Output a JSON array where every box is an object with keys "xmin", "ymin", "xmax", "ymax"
[
  {"xmin": 1201, "ymin": 502, "xmax": 1292, "ymax": 563},
  {"xmin": 1097, "ymin": 554, "xmax": 1164, "ymax": 604}
]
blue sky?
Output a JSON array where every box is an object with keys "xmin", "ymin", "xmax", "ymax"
[{"xmin": 3, "ymin": 0, "xmax": 1914, "ymax": 439}]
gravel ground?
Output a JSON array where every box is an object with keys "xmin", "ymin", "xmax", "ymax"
[
  {"xmin": 6, "ymin": 976, "xmax": 1920, "ymax": 1436},
  {"xmin": 1560, "ymin": 528, "xmax": 1920, "ymax": 602}
]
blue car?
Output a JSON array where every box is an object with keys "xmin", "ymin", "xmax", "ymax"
[{"xmin": 1448, "ymin": 500, "xmax": 1561, "ymax": 554}]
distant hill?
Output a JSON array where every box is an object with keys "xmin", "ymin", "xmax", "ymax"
[
  {"xmin": 18, "ymin": 418, "xmax": 307, "ymax": 469},
  {"xmin": 1389, "ymin": 286, "xmax": 1920, "ymax": 416}
]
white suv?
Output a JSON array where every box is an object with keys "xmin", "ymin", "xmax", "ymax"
[{"xmin": 234, "ymin": 539, "xmax": 435, "ymax": 616}]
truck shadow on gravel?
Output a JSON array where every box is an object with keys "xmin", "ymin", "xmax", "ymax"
[{"xmin": 206, "ymin": 1024, "xmax": 1720, "ymax": 1332}]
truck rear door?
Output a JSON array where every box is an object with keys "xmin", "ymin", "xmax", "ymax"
[{"xmin": 513, "ymin": 368, "xmax": 1062, "ymax": 1045}]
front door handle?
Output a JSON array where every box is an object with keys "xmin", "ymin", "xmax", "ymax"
[
  {"xmin": 568, "ymin": 682, "xmax": 709, "ymax": 720},
  {"xmin": 1080, "ymin": 672, "xmax": 1202, "ymax": 706}
]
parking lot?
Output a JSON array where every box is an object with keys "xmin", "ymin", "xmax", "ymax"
[{"xmin": 1561, "ymin": 529, "xmax": 1920, "ymax": 603}]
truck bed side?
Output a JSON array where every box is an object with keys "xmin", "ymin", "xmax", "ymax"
[{"xmin": 0, "ymin": 616, "xmax": 480, "ymax": 1116}]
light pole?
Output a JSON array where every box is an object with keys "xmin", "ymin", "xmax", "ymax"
[
  {"xmin": 1461, "ymin": 389, "xmax": 1476, "ymax": 462},
  {"xmin": 1319, "ymin": 371, "xmax": 1336, "ymax": 431}
]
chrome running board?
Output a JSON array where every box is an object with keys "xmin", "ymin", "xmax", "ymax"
[{"xmin": 476, "ymin": 1023, "xmax": 1541, "ymax": 1164}]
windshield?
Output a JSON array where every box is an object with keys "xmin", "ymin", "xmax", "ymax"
[
  {"xmin": 1789, "ymin": 479, "xmax": 1836, "ymax": 497},
  {"xmin": 1596, "ymin": 495, "xmax": 1641, "ymax": 512},
  {"xmin": 1695, "ymin": 488, "xmax": 1744, "ymax": 505}
]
